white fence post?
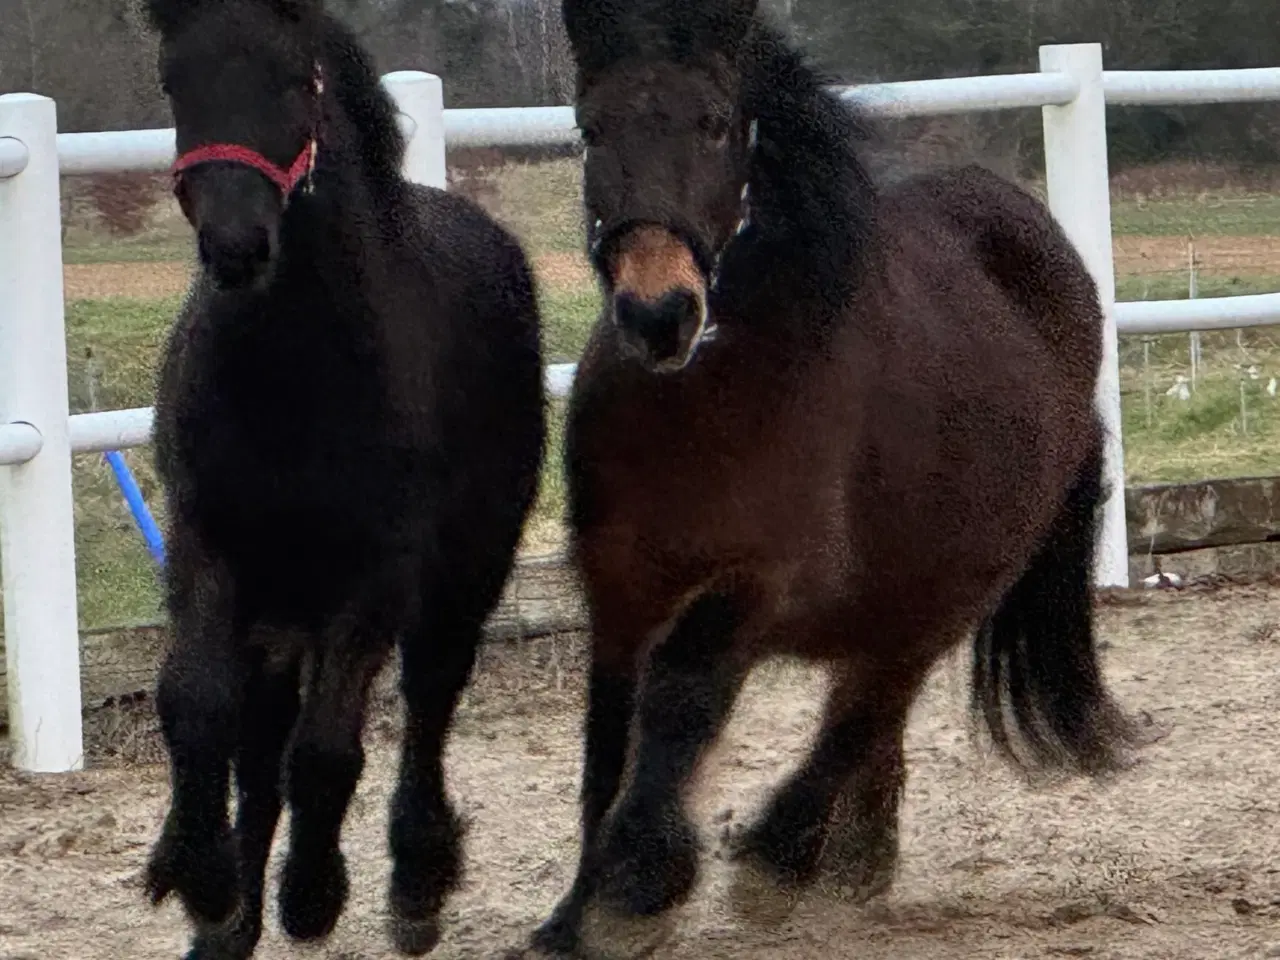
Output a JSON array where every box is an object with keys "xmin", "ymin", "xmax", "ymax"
[
  {"xmin": 0, "ymin": 93, "xmax": 84, "ymax": 772},
  {"xmin": 1040, "ymin": 43, "xmax": 1129, "ymax": 589},
  {"xmin": 383, "ymin": 71, "xmax": 447, "ymax": 189}
]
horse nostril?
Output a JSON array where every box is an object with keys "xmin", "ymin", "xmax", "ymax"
[
  {"xmin": 197, "ymin": 223, "xmax": 274, "ymax": 287},
  {"xmin": 250, "ymin": 225, "xmax": 271, "ymax": 264},
  {"xmin": 614, "ymin": 290, "xmax": 702, "ymax": 362}
]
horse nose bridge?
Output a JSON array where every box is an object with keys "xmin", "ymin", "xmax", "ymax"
[{"xmin": 184, "ymin": 162, "xmax": 282, "ymax": 227}]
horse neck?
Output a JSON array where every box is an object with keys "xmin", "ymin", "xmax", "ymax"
[
  {"xmin": 717, "ymin": 55, "xmax": 877, "ymax": 331},
  {"xmin": 276, "ymin": 104, "xmax": 402, "ymax": 289}
]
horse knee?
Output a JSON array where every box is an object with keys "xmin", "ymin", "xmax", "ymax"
[
  {"xmin": 286, "ymin": 733, "xmax": 365, "ymax": 814},
  {"xmin": 155, "ymin": 652, "xmax": 240, "ymax": 762}
]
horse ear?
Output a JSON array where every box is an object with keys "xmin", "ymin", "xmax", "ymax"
[
  {"xmin": 562, "ymin": 0, "xmax": 757, "ymax": 69},
  {"xmin": 561, "ymin": 0, "xmax": 634, "ymax": 71},
  {"xmin": 704, "ymin": 0, "xmax": 758, "ymax": 51},
  {"xmin": 144, "ymin": 0, "xmax": 203, "ymax": 33},
  {"xmin": 272, "ymin": 0, "xmax": 322, "ymax": 21},
  {"xmin": 144, "ymin": 0, "xmax": 318, "ymax": 31}
]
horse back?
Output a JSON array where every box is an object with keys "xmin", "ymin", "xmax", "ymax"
[
  {"xmin": 814, "ymin": 166, "xmax": 1109, "ymax": 613},
  {"xmin": 874, "ymin": 164, "xmax": 1104, "ymax": 390}
]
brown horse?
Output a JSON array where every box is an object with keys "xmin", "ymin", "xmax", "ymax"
[{"xmin": 518, "ymin": 0, "xmax": 1142, "ymax": 957}]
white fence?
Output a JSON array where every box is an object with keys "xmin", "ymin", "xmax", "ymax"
[{"xmin": 3, "ymin": 43, "xmax": 1280, "ymax": 772}]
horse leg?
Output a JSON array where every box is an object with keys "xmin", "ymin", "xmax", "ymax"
[
  {"xmin": 527, "ymin": 636, "xmax": 640, "ymax": 956},
  {"xmin": 277, "ymin": 603, "xmax": 394, "ymax": 943},
  {"xmin": 145, "ymin": 546, "xmax": 243, "ymax": 931},
  {"xmin": 727, "ymin": 661, "xmax": 917, "ymax": 918},
  {"xmin": 576, "ymin": 591, "xmax": 749, "ymax": 959},
  {"xmin": 188, "ymin": 648, "xmax": 302, "ymax": 960},
  {"xmin": 386, "ymin": 604, "xmax": 481, "ymax": 956}
]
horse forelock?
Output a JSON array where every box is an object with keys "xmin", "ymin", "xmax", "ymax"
[{"xmin": 152, "ymin": 0, "xmax": 405, "ymax": 190}]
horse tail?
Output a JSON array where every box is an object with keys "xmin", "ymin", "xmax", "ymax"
[{"xmin": 971, "ymin": 434, "xmax": 1138, "ymax": 776}]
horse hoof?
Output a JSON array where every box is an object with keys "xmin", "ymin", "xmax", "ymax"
[
  {"xmin": 500, "ymin": 943, "xmax": 564, "ymax": 960},
  {"xmin": 145, "ymin": 825, "xmax": 239, "ymax": 925},
  {"xmin": 812, "ymin": 862, "xmax": 895, "ymax": 905},
  {"xmin": 592, "ymin": 799, "xmax": 701, "ymax": 918},
  {"xmin": 279, "ymin": 849, "xmax": 349, "ymax": 941},
  {"xmin": 725, "ymin": 852, "xmax": 800, "ymax": 926},
  {"xmin": 185, "ymin": 903, "xmax": 258, "ymax": 960},
  {"xmin": 577, "ymin": 899, "xmax": 676, "ymax": 960},
  {"xmin": 814, "ymin": 822, "xmax": 899, "ymax": 904},
  {"xmin": 527, "ymin": 914, "xmax": 577, "ymax": 957},
  {"xmin": 389, "ymin": 913, "xmax": 442, "ymax": 956}
]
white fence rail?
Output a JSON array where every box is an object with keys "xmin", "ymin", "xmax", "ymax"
[{"xmin": 2, "ymin": 43, "xmax": 1279, "ymax": 771}]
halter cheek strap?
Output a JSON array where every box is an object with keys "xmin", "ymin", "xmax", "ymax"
[
  {"xmin": 708, "ymin": 117, "xmax": 758, "ymax": 290},
  {"xmin": 170, "ymin": 64, "xmax": 324, "ymax": 202}
]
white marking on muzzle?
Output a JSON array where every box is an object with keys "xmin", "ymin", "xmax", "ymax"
[{"xmin": 653, "ymin": 295, "xmax": 718, "ymax": 373}]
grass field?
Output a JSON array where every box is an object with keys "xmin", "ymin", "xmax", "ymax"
[{"xmin": 11, "ymin": 159, "xmax": 1280, "ymax": 632}]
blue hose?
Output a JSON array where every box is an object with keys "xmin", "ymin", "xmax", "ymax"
[{"xmin": 103, "ymin": 450, "xmax": 166, "ymax": 568}]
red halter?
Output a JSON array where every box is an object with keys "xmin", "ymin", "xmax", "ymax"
[{"xmin": 171, "ymin": 64, "xmax": 324, "ymax": 203}]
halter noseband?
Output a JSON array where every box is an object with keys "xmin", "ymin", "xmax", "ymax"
[
  {"xmin": 704, "ymin": 117, "xmax": 757, "ymax": 290},
  {"xmin": 171, "ymin": 64, "xmax": 325, "ymax": 204},
  {"xmin": 587, "ymin": 117, "xmax": 757, "ymax": 291}
]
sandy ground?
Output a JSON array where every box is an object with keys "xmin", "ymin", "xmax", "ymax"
[
  {"xmin": 59, "ymin": 237, "xmax": 1280, "ymax": 301},
  {"xmin": 4, "ymin": 583, "xmax": 1280, "ymax": 959}
]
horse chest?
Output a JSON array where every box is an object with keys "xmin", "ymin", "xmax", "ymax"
[
  {"xmin": 589, "ymin": 409, "xmax": 838, "ymax": 556},
  {"xmin": 167, "ymin": 324, "xmax": 397, "ymax": 523}
]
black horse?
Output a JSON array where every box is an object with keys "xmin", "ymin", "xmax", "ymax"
[
  {"xmin": 140, "ymin": 1, "xmax": 546, "ymax": 957},
  {"xmin": 522, "ymin": 0, "xmax": 1137, "ymax": 956}
]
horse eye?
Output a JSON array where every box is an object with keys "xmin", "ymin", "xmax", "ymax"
[{"xmin": 700, "ymin": 114, "xmax": 730, "ymax": 144}]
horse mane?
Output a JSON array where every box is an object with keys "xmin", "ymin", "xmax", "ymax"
[
  {"xmin": 728, "ymin": 19, "xmax": 879, "ymax": 320},
  {"xmin": 315, "ymin": 13, "xmax": 406, "ymax": 186}
]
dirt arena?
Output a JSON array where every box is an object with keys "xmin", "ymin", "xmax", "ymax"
[{"xmin": 3, "ymin": 583, "xmax": 1280, "ymax": 959}]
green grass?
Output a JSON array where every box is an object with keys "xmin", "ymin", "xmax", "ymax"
[
  {"xmin": 28, "ymin": 164, "xmax": 1280, "ymax": 631},
  {"xmin": 482, "ymin": 159, "xmax": 587, "ymax": 257},
  {"xmin": 1119, "ymin": 325, "xmax": 1280, "ymax": 483},
  {"xmin": 541, "ymin": 285, "xmax": 600, "ymax": 362},
  {"xmin": 1116, "ymin": 272, "xmax": 1280, "ymax": 302},
  {"xmin": 1114, "ymin": 265, "xmax": 1280, "ymax": 483},
  {"xmin": 63, "ymin": 299, "xmax": 174, "ymax": 627},
  {"xmin": 62, "ymin": 231, "xmax": 193, "ymax": 265},
  {"xmin": 1111, "ymin": 194, "xmax": 1280, "ymax": 237}
]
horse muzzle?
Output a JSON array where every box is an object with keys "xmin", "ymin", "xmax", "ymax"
[
  {"xmin": 197, "ymin": 221, "xmax": 275, "ymax": 290},
  {"xmin": 605, "ymin": 224, "xmax": 718, "ymax": 373}
]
